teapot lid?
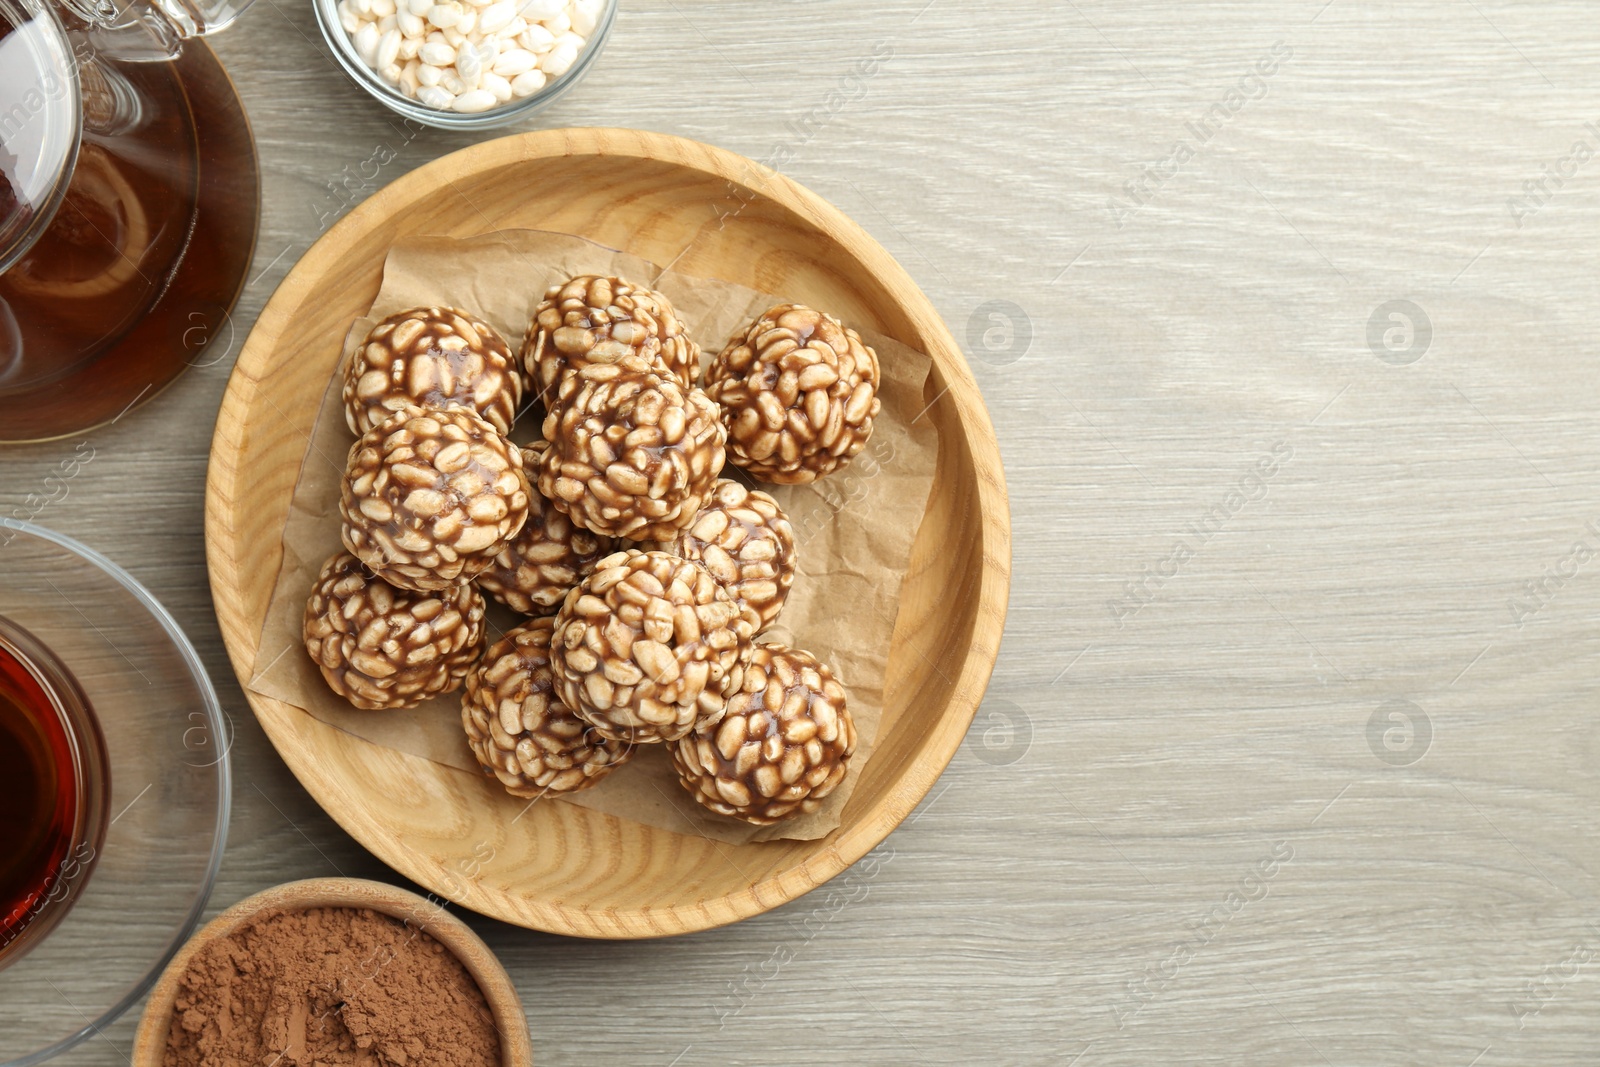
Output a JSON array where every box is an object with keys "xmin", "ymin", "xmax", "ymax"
[{"xmin": 0, "ymin": 0, "xmax": 82, "ymax": 275}]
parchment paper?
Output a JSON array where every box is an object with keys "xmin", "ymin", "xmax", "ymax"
[{"xmin": 247, "ymin": 229, "xmax": 936, "ymax": 844}]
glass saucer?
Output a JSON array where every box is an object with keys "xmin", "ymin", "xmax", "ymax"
[{"xmin": 0, "ymin": 519, "xmax": 230, "ymax": 1066}]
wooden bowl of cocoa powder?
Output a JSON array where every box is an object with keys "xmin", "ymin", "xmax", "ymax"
[{"xmin": 131, "ymin": 878, "xmax": 534, "ymax": 1067}]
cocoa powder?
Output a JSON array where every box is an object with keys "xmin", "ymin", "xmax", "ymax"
[{"xmin": 162, "ymin": 906, "xmax": 503, "ymax": 1067}]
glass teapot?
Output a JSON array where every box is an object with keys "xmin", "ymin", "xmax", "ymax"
[{"xmin": 0, "ymin": 0, "xmax": 257, "ymax": 441}]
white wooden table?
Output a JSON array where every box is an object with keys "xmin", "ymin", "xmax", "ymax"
[{"xmin": 14, "ymin": 1, "xmax": 1600, "ymax": 1062}]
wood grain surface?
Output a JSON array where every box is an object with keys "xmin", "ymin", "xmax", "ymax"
[{"xmin": 13, "ymin": 0, "xmax": 1600, "ymax": 1063}]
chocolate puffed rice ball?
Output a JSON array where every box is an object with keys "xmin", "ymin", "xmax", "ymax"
[
  {"xmin": 671, "ymin": 644, "xmax": 855, "ymax": 824},
  {"xmin": 476, "ymin": 439, "xmax": 619, "ymax": 615},
  {"xmin": 340, "ymin": 408, "xmax": 531, "ymax": 592},
  {"xmin": 303, "ymin": 550, "xmax": 487, "ymax": 711},
  {"xmin": 538, "ymin": 358, "xmax": 726, "ymax": 543},
  {"xmin": 462, "ymin": 617, "xmax": 634, "ymax": 797},
  {"xmin": 668, "ymin": 479, "xmax": 795, "ymax": 631},
  {"xmin": 550, "ymin": 549, "xmax": 755, "ymax": 745},
  {"xmin": 522, "ymin": 274, "xmax": 699, "ymax": 403},
  {"xmin": 343, "ymin": 305, "xmax": 521, "ymax": 436},
  {"xmin": 704, "ymin": 303, "xmax": 882, "ymax": 484}
]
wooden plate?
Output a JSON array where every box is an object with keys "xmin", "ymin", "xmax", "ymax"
[
  {"xmin": 206, "ymin": 128, "xmax": 1011, "ymax": 938},
  {"xmin": 130, "ymin": 878, "xmax": 534, "ymax": 1065}
]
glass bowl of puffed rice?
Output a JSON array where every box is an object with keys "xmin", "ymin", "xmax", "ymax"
[{"xmin": 314, "ymin": 0, "xmax": 616, "ymax": 129}]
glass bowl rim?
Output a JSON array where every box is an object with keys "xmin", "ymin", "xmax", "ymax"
[
  {"xmin": 311, "ymin": 0, "xmax": 618, "ymax": 131},
  {"xmin": 0, "ymin": 517, "xmax": 231, "ymax": 1067}
]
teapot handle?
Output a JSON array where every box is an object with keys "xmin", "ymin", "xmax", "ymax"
[{"xmin": 57, "ymin": 0, "xmax": 249, "ymax": 62}]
